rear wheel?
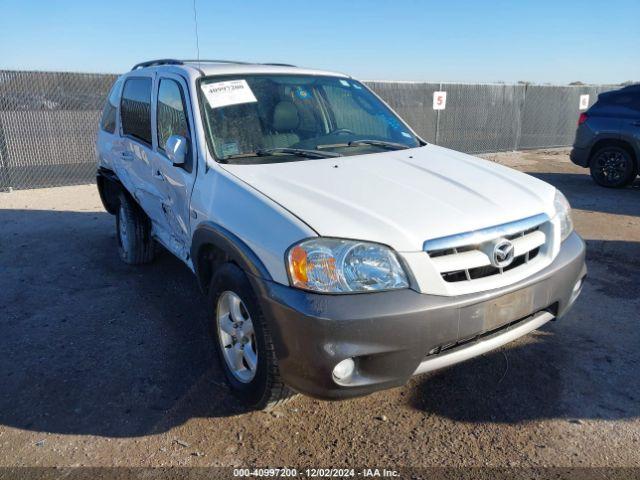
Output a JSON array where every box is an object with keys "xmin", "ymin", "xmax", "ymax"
[
  {"xmin": 208, "ymin": 263, "xmax": 294, "ymax": 410},
  {"xmin": 589, "ymin": 145, "xmax": 637, "ymax": 188},
  {"xmin": 116, "ymin": 193, "xmax": 156, "ymax": 264}
]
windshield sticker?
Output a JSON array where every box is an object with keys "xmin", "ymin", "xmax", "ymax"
[
  {"xmin": 201, "ymin": 80, "xmax": 258, "ymax": 109},
  {"xmin": 295, "ymin": 87, "xmax": 311, "ymax": 100},
  {"xmin": 388, "ymin": 117, "xmax": 401, "ymax": 130},
  {"xmin": 220, "ymin": 142, "xmax": 239, "ymax": 157},
  {"xmin": 339, "ymin": 79, "xmax": 350, "ymax": 87}
]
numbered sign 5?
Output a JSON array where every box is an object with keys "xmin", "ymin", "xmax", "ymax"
[{"xmin": 433, "ymin": 91, "xmax": 447, "ymax": 110}]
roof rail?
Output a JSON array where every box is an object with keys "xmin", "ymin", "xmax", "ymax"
[
  {"xmin": 131, "ymin": 59, "xmax": 183, "ymax": 70},
  {"xmin": 262, "ymin": 62, "xmax": 297, "ymax": 67},
  {"xmin": 131, "ymin": 59, "xmax": 298, "ymax": 71},
  {"xmin": 180, "ymin": 59, "xmax": 252, "ymax": 65}
]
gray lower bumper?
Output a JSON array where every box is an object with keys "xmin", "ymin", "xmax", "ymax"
[
  {"xmin": 413, "ymin": 310, "xmax": 555, "ymax": 376},
  {"xmin": 570, "ymin": 146, "xmax": 590, "ymax": 167},
  {"xmin": 251, "ymin": 232, "xmax": 586, "ymax": 400}
]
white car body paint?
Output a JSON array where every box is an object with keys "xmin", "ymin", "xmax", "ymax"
[{"xmin": 97, "ymin": 61, "xmax": 564, "ymax": 295}]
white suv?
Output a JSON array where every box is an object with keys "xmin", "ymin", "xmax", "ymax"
[{"xmin": 96, "ymin": 59, "xmax": 586, "ymax": 409}]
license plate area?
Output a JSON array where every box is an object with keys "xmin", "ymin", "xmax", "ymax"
[
  {"xmin": 484, "ymin": 289, "xmax": 534, "ymax": 331},
  {"xmin": 458, "ymin": 283, "xmax": 548, "ymax": 340}
]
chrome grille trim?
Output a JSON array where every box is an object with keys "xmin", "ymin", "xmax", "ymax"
[{"xmin": 423, "ymin": 213, "xmax": 550, "ymax": 252}]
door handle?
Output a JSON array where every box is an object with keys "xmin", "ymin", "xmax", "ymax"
[
  {"xmin": 121, "ymin": 151, "xmax": 134, "ymax": 160},
  {"xmin": 153, "ymin": 170, "xmax": 165, "ymax": 181}
]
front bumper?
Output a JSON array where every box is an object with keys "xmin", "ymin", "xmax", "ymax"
[{"xmin": 251, "ymin": 232, "xmax": 586, "ymax": 400}]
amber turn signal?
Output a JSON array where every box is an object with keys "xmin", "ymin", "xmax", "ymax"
[{"xmin": 289, "ymin": 245, "xmax": 308, "ymax": 285}]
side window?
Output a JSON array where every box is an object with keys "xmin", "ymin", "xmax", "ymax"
[
  {"xmin": 120, "ymin": 77, "xmax": 152, "ymax": 145},
  {"xmin": 99, "ymin": 78, "xmax": 122, "ymax": 134},
  {"xmin": 157, "ymin": 79, "xmax": 190, "ymax": 152}
]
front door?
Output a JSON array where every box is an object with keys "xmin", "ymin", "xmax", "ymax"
[{"xmin": 149, "ymin": 74, "xmax": 198, "ymax": 262}]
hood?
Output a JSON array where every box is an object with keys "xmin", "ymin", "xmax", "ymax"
[{"xmin": 221, "ymin": 144, "xmax": 557, "ymax": 252}]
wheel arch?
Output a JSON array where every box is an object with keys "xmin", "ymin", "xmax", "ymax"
[
  {"xmin": 191, "ymin": 222, "xmax": 273, "ymax": 293},
  {"xmin": 589, "ymin": 138, "xmax": 639, "ymax": 172},
  {"xmin": 96, "ymin": 167, "xmax": 124, "ymax": 214}
]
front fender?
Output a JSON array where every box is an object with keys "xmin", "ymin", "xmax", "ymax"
[{"xmin": 191, "ymin": 222, "xmax": 273, "ymax": 292}]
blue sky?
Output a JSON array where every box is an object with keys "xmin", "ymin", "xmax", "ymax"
[{"xmin": 1, "ymin": 0, "xmax": 638, "ymax": 84}]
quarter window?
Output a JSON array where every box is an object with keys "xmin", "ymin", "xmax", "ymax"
[
  {"xmin": 157, "ymin": 79, "xmax": 190, "ymax": 152},
  {"xmin": 120, "ymin": 77, "xmax": 152, "ymax": 145},
  {"xmin": 100, "ymin": 78, "xmax": 122, "ymax": 133}
]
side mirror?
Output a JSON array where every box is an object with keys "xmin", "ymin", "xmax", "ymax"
[{"xmin": 165, "ymin": 135, "xmax": 187, "ymax": 166}]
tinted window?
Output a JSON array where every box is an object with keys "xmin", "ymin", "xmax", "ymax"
[
  {"xmin": 121, "ymin": 77, "xmax": 152, "ymax": 145},
  {"xmin": 592, "ymin": 89, "xmax": 640, "ymax": 116},
  {"xmin": 100, "ymin": 79, "xmax": 122, "ymax": 133},
  {"xmin": 157, "ymin": 79, "xmax": 189, "ymax": 151}
]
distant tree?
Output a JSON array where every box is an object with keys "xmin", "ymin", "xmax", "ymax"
[
  {"xmin": 517, "ymin": 81, "xmax": 531, "ymax": 85},
  {"xmin": 620, "ymin": 80, "xmax": 638, "ymax": 86},
  {"xmin": 569, "ymin": 81, "xmax": 586, "ymax": 86}
]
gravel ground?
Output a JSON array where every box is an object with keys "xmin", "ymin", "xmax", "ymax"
[{"xmin": 0, "ymin": 149, "xmax": 639, "ymax": 470}]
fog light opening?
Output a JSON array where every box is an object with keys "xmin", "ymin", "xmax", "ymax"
[
  {"xmin": 332, "ymin": 358, "xmax": 355, "ymax": 381},
  {"xmin": 572, "ymin": 277, "xmax": 584, "ymax": 296}
]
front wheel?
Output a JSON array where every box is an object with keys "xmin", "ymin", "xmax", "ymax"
[
  {"xmin": 589, "ymin": 146, "xmax": 637, "ymax": 188},
  {"xmin": 208, "ymin": 263, "xmax": 295, "ymax": 410}
]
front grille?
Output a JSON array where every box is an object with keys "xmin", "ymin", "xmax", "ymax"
[
  {"xmin": 441, "ymin": 246, "xmax": 541, "ymax": 282},
  {"xmin": 424, "ymin": 214, "xmax": 549, "ymax": 283}
]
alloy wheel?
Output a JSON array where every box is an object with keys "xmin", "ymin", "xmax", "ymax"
[
  {"xmin": 594, "ymin": 149, "xmax": 629, "ymax": 184},
  {"xmin": 216, "ymin": 291, "xmax": 258, "ymax": 383}
]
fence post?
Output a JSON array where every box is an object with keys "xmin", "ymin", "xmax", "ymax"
[
  {"xmin": 0, "ymin": 115, "xmax": 11, "ymax": 192},
  {"xmin": 434, "ymin": 82, "xmax": 442, "ymax": 145},
  {"xmin": 514, "ymin": 84, "xmax": 527, "ymax": 151}
]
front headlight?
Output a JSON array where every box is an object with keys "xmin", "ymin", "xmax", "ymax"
[
  {"xmin": 287, "ymin": 238, "xmax": 410, "ymax": 293},
  {"xmin": 554, "ymin": 190, "xmax": 574, "ymax": 242}
]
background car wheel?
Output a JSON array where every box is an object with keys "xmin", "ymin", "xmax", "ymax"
[
  {"xmin": 589, "ymin": 146, "xmax": 637, "ymax": 188},
  {"xmin": 208, "ymin": 263, "xmax": 295, "ymax": 410},
  {"xmin": 116, "ymin": 193, "xmax": 156, "ymax": 264}
]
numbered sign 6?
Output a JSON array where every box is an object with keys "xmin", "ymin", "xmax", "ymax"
[{"xmin": 579, "ymin": 94, "xmax": 590, "ymax": 111}]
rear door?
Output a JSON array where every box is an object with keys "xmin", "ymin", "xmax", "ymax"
[
  {"xmin": 620, "ymin": 91, "xmax": 640, "ymax": 153},
  {"xmin": 115, "ymin": 74, "xmax": 169, "ymax": 236},
  {"xmin": 148, "ymin": 74, "xmax": 197, "ymax": 261}
]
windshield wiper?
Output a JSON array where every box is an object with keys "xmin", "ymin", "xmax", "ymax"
[
  {"xmin": 222, "ymin": 148, "xmax": 341, "ymax": 161},
  {"xmin": 348, "ymin": 139, "xmax": 410, "ymax": 150},
  {"xmin": 255, "ymin": 148, "xmax": 342, "ymax": 159},
  {"xmin": 316, "ymin": 139, "xmax": 410, "ymax": 151}
]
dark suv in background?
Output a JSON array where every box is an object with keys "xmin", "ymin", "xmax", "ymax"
[{"xmin": 571, "ymin": 85, "xmax": 640, "ymax": 188}]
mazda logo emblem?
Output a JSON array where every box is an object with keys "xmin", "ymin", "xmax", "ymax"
[{"xmin": 491, "ymin": 239, "xmax": 515, "ymax": 268}]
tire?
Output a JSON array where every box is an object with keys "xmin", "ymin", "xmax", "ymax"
[
  {"xmin": 115, "ymin": 193, "xmax": 156, "ymax": 264},
  {"xmin": 589, "ymin": 145, "xmax": 637, "ymax": 188},
  {"xmin": 208, "ymin": 263, "xmax": 295, "ymax": 410}
]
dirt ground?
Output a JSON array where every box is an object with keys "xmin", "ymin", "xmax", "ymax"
[{"xmin": 0, "ymin": 149, "xmax": 639, "ymax": 470}]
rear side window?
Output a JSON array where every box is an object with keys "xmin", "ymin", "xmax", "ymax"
[
  {"xmin": 100, "ymin": 79, "xmax": 122, "ymax": 133},
  {"xmin": 592, "ymin": 90, "xmax": 640, "ymax": 116},
  {"xmin": 121, "ymin": 77, "xmax": 152, "ymax": 145}
]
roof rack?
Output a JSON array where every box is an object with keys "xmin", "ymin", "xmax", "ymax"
[
  {"xmin": 180, "ymin": 59, "xmax": 252, "ymax": 65},
  {"xmin": 262, "ymin": 62, "xmax": 297, "ymax": 67},
  {"xmin": 131, "ymin": 59, "xmax": 298, "ymax": 71},
  {"xmin": 131, "ymin": 59, "xmax": 183, "ymax": 70}
]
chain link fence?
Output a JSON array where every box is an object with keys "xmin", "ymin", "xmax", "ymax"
[
  {"xmin": 0, "ymin": 70, "xmax": 117, "ymax": 190},
  {"xmin": 0, "ymin": 70, "xmax": 622, "ymax": 191}
]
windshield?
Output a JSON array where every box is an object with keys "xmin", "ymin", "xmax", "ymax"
[{"xmin": 198, "ymin": 75, "xmax": 421, "ymax": 163}]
